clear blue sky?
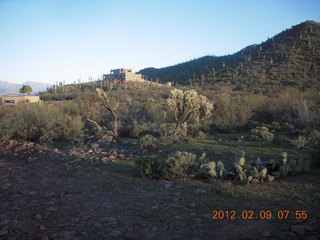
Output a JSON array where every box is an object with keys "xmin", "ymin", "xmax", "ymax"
[{"xmin": 0, "ymin": 0, "xmax": 319, "ymax": 84}]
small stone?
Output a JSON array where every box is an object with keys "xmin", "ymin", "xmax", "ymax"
[
  {"xmin": 28, "ymin": 191, "xmax": 37, "ymax": 196},
  {"xmin": 109, "ymin": 230, "xmax": 122, "ymax": 237},
  {"xmin": 101, "ymin": 151, "xmax": 108, "ymax": 155},
  {"xmin": 100, "ymin": 157, "xmax": 109, "ymax": 163},
  {"xmin": 34, "ymin": 214, "xmax": 43, "ymax": 220},
  {"xmin": 88, "ymin": 149, "xmax": 93, "ymax": 153},
  {"xmin": 124, "ymin": 233, "xmax": 139, "ymax": 240},
  {"xmin": 91, "ymin": 143, "xmax": 100, "ymax": 149},
  {"xmin": 195, "ymin": 188, "xmax": 206, "ymax": 194},
  {"xmin": 46, "ymin": 207, "xmax": 58, "ymax": 212},
  {"xmin": 0, "ymin": 229, "xmax": 8, "ymax": 236},
  {"xmin": 262, "ymin": 231, "xmax": 271, "ymax": 238},
  {"xmin": 118, "ymin": 153, "xmax": 125, "ymax": 159},
  {"xmin": 53, "ymin": 148, "xmax": 59, "ymax": 153},
  {"xmin": 109, "ymin": 155, "xmax": 116, "ymax": 160}
]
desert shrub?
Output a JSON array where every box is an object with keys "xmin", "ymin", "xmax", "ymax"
[
  {"xmin": 212, "ymin": 93, "xmax": 265, "ymax": 130},
  {"xmin": 290, "ymin": 135, "xmax": 307, "ymax": 149},
  {"xmin": 306, "ymin": 129, "xmax": 320, "ymax": 147},
  {"xmin": 139, "ymin": 134, "xmax": 158, "ymax": 151},
  {"xmin": 272, "ymin": 135, "xmax": 286, "ymax": 147},
  {"xmin": 162, "ymin": 151, "xmax": 196, "ymax": 180},
  {"xmin": 135, "ymin": 155, "xmax": 157, "ymax": 178},
  {"xmin": 250, "ymin": 126, "xmax": 274, "ymax": 141},
  {"xmin": 0, "ymin": 103, "xmax": 84, "ymax": 144}
]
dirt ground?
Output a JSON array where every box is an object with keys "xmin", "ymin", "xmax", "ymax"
[{"xmin": 0, "ymin": 141, "xmax": 319, "ymax": 240}]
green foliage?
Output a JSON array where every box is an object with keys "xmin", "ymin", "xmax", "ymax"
[
  {"xmin": 19, "ymin": 85, "xmax": 32, "ymax": 94},
  {"xmin": 0, "ymin": 103, "xmax": 84, "ymax": 144},
  {"xmin": 135, "ymin": 155, "xmax": 157, "ymax": 178},
  {"xmin": 162, "ymin": 151, "xmax": 196, "ymax": 180},
  {"xmin": 212, "ymin": 93, "xmax": 266, "ymax": 130},
  {"xmin": 139, "ymin": 134, "xmax": 158, "ymax": 151},
  {"xmin": 250, "ymin": 126, "xmax": 274, "ymax": 141},
  {"xmin": 167, "ymin": 89, "xmax": 213, "ymax": 133}
]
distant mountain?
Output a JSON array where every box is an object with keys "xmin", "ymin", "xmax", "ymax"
[
  {"xmin": 138, "ymin": 20, "xmax": 320, "ymax": 90},
  {"xmin": 0, "ymin": 81, "xmax": 52, "ymax": 95}
]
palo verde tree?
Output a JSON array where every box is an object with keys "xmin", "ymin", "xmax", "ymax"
[
  {"xmin": 87, "ymin": 88, "xmax": 122, "ymax": 143},
  {"xmin": 167, "ymin": 89, "xmax": 213, "ymax": 137},
  {"xmin": 19, "ymin": 85, "xmax": 32, "ymax": 94}
]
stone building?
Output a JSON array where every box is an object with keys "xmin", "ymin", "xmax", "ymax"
[
  {"xmin": 1, "ymin": 94, "xmax": 40, "ymax": 104},
  {"xmin": 103, "ymin": 68, "xmax": 145, "ymax": 82}
]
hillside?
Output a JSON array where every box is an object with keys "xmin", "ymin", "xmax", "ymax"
[{"xmin": 138, "ymin": 21, "xmax": 320, "ymax": 90}]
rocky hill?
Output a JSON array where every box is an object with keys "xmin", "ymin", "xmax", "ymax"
[{"xmin": 138, "ymin": 21, "xmax": 320, "ymax": 90}]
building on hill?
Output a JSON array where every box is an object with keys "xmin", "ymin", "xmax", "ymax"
[
  {"xmin": 103, "ymin": 68, "xmax": 145, "ymax": 83},
  {"xmin": 1, "ymin": 94, "xmax": 40, "ymax": 104}
]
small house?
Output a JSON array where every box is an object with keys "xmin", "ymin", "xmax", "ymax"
[{"xmin": 1, "ymin": 94, "xmax": 40, "ymax": 104}]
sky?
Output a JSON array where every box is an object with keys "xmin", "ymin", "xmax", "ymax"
[{"xmin": 0, "ymin": 0, "xmax": 319, "ymax": 84}]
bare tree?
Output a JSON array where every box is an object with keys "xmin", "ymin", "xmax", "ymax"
[{"xmin": 88, "ymin": 88, "xmax": 122, "ymax": 143}]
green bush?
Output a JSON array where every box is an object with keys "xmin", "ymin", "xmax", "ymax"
[
  {"xmin": 250, "ymin": 126, "xmax": 274, "ymax": 141},
  {"xmin": 139, "ymin": 134, "xmax": 158, "ymax": 151},
  {"xmin": 0, "ymin": 103, "xmax": 84, "ymax": 144},
  {"xmin": 162, "ymin": 151, "xmax": 196, "ymax": 180},
  {"xmin": 135, "ymin": 155, "xmax": 157, "ymax": 178}
]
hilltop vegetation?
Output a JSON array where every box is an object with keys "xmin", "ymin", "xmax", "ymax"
[{"xmin": 139, "ymin": 21, "xmax": 320, "ymax": 90}]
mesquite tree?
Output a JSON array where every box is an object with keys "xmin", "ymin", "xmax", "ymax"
[
  {"xmin": 167, "ymin": 89, "xmax": 213, "ymax": 136},
  {"xmin": 88, "ymin": 88, "xmax": 122, "ymax": 143}
]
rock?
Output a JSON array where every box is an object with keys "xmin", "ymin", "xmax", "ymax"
[
  {"xmin": 46, "ymin": 207, "xmax": 58, "ymax": 212},
  {"xmin": 53, "ymin": 148, "xmax": 59, "ymax": 153},
  {"xmin": 290, "ymin": 225, "xmax": 313, "ymax": 235},
  {"xmin": 124, "ymin": 233, "xmax": 139, "ymax": 240},
  {"xmin": 34, "ymin": 214, "xmax": 43, "ymax": 220},
  {"xmin": 195, "ymin": 188, "xmax": 206, "ymax": 194},
  {"xmin": 101, "ymin": 151, "xmax": 108, "ymax": 155},
  {"xmin": 109, "ymin": 155, "xmax": 116, "ymax": 160},
  {"xmin": 109, "ymin": 230, "xmax": 122, "ymax": 237},
  {"xmin": 118, "ymin": 153, "xmax": 125, "ymax": 159},
  {"xmin": 88, "ymin": 149, "xmax": 93, "ymax": 153},
  {"xmin": 307, "ymin": 236, "xmax": 319, "ymax": 240},
  {"xmin": 100, "ymin": 157, "xmax": 109, "ymax": 163},
  {"xmin": 112, "ymin": 151, "xmax": 118, "ymax": 157},
  {"xmin": 165, "ymin": 183, "xmax": 173, "ymax": 189},
  {"xmin": 262, "ymin": 231, "xmax": 271, "ymax": 238},
  {"xmin": 190, "ymin": 202, "xmax": 196, "ymax": 207},
  {"xmin": 91, "ymin": 143, "xmax": 100, "ymax": 149},
  {"xmin": 28, "ymin": 191, "xmax": 38, "ymax": 196},
  {"xmin": 0, "ymin": 229, "xmax": 8, "ymax": 236}
]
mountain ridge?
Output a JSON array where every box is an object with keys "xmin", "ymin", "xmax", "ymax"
[
  {"xmin": 0, "ymin": 80, "xmax": 52, "ymax": 95},
  {"xmin": 138, "ymin": 20, "xmax": 320, "ymax": 89}
]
